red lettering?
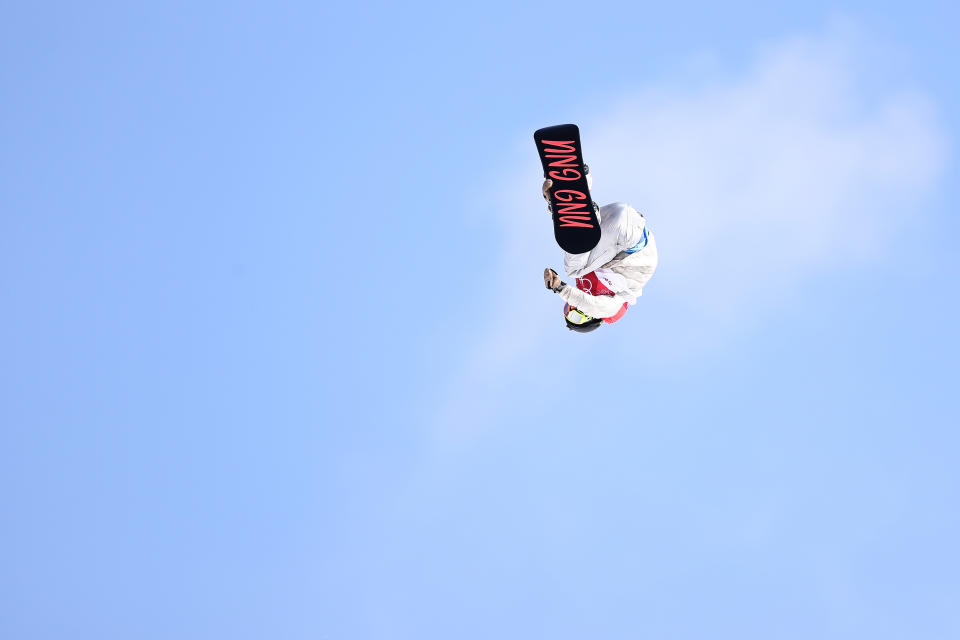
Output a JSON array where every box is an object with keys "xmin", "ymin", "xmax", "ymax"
[
  {"xmin": 558, "ymin": 216, "xmax": 594, "ymax": 228},
  {"xmin": 539, "ymin": 134, "xmax": 592, "ymax": 228},
  {"xmin": 542, "ymin": 140, "xmax": 576, "ymax": 153},
  {"xmin": 546, "ymin": 154, "xmax": 578, "ymax": 168},
  {"xmin": 554, "ymin": 189, "xmax": 586, "ymax": 202},
  {"xmin": 557, "ymin": 201, "xmax": 589, "ymax": 216},
  {"xmin": 549, "ymin": 168, "xmax": 582, "ymax": 181}
]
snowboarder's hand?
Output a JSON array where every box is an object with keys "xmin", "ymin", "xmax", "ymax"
[
  {"xmin": 544, "ymin": 268, "xmax": 564, "ymax": 293},
  {"xmin": 541, "ymin": 178, "xmax": 553, "ymax": 201},
  {"xmin": 542, "ymin": 179, "xmax": 554, "ymax": 213}
]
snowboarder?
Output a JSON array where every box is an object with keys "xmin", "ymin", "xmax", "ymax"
[{"xmin": 541, "ymin": 168, "xmax": 659, "ymax": 333}]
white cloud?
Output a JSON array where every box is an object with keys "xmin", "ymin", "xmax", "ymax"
[{"xmin": 432, "ymin": 23, "xmax": 947, "ymax": 445}]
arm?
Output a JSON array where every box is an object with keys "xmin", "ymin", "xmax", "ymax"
[
  {"xmin": 563, "ymin": 250, "xmax": 591, "ymax": 277},
  {"xmin": 544, "ymin": 268, "xmax": 627, "ymax": 319},
  {"xmin": 564, "ymin": 202, "xmax": 637, "ymax": 278},
  {"xmin": 557, "ymin": 284, "xmax": 629, "ymax": 319}
]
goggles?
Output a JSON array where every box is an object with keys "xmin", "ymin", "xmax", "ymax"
[{"xmin": 563, "ymin": 302, "xmax": 595, "ymax": 325}]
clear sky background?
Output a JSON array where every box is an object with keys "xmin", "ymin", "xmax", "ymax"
[{"xmin": 2, "ymin": 2, "xmax": 959, "ymax": 638}]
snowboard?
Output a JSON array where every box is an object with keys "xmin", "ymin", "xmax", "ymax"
[{"xmin": 534, "ymin": 124, "xmax": 601, "ymax": 254}]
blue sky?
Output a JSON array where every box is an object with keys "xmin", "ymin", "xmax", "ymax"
[{"xmin": 2, "ymin": 2, "xmax": 959, "ymax": 639}]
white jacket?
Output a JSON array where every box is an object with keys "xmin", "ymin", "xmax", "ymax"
[{"xmin": 558, "ymin": 203, "xmax": 659, "ymax": 319}]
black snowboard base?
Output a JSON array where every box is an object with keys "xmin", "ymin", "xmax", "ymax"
[{"xmin": 534, "ymin": 124, "xmax": 601, "ymax": 254}]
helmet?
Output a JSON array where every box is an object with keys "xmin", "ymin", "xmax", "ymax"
[
  {"xmin": 563, "ymin": 302, "xmax": 603, "ymax": 333},
  {"xmin": 566, "ymin": 317, "xmax": 603, "ymax": 332}
]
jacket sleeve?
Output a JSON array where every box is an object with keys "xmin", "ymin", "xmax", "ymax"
[
  {"xmin": 558, "ymin": 285, "xmax": 629, "ymax": 319},
  {"xmin": 563, "ymin": 250, "xmax": 591, "ymax": 278}
]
